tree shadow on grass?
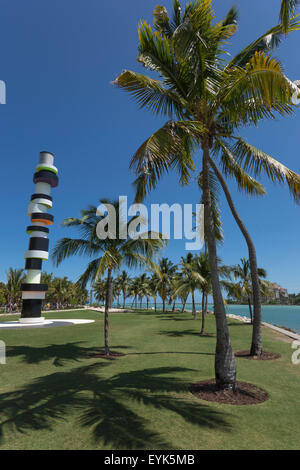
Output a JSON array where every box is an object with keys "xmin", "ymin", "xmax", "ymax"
[
  {"xmin": 158, "ymin": 329, "xmax": 215, "ymax": 338},
  {"xmin": 7, "ymin": 342, "xmax": 131, "ymax": 367},
  {"xmin": 0, "ymin": 365, "xmax": 231, "ymax": 449},
  {"xmin": 126, "ymin": 351, "xmax": 215, "ymax": 357},
  {"xmin": 157, "ymin": 316, "xmax": 192, "ymax": 322}
]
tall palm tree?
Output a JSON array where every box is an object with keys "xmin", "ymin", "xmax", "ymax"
[
  {"xmin": 149, "ymin": 273, "xmax": 159, "ymax": 311},
  {"xmin": 117, "ymin": 270, "xmax": 131, "ymax": 308},
  {"xmin": 51, "ymin": 277, "xmax": 71, "ymax": 309},
  {"xmin": 94, "ymin": 278, "xmax": 107, "ymax": 305},
  {"xmin": 155, "ymin": 258, "xmax": 177, "ymax": 313},
  {"xmin": 173, "ymin": 254, "xmax": 205, "ymax": 319},
  {"xmin": 128, "ymin": 276, "xmax": 140, "ymax": 309},
  {"xmin": 4, "ymin": 268, "xmax": 25, "ymax": 312},
  {"xmin": 52, "ymin": 199, "xmax": 165, "ymax": 355},
  {"xmin": 231, "ymin": 258, "xmax": 267, "ymax": 324},
  {"xmin": 114, "ymin": 1, "xmax": 300, "ymax": 388},
  {"xmin": 192, "ymin": 253, "xmax": 212, "ymax": 334},
  {"xmin": 113, "ymin": 276, "xmax": 122, "ymax": 307}
]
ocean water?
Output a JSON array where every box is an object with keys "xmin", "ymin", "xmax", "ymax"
[
  {"xmin": 226, "ymin": 304, "xmax": 300, "ymax": 334},
  {"xmin": 116, "ymin": 302, "xmax": 300, "ymax": 334}
]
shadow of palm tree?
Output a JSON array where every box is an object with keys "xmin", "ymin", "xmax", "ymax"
[
  {"xmin": 158, "ymin": 329, "xmax": 215, "ymax": 338},
  {"xmin": 126, "ymin": 351, "xmax": 215, "ymax": 357},
  {"xmin": 7, "ymin": 342, "xmax": 131, "ymax": 367},
  {"xmin": 0, "ymin": 364, "xmax": 231, "ymax": 449}
]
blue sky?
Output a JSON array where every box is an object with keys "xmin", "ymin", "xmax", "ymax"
[{"xmin": 0, "ymin": 0, "xmax": 299, "ymax": 296}]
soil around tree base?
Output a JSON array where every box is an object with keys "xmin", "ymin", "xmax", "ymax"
[
  {"xmin": 88, "ymin": 351, "xmax": 125, "ymax": 359},
  {"xmin": 235, "ymin": 350, "xmax": 281, "ymax": 360},
  {"xmin": 190, "ymin": 379, "xmax": 268, "ymax": 405}
]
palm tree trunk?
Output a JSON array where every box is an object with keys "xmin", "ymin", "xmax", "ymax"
[
  {"xmin": 123, "ymin": 290, "xmax": 126, "ymax": 309},
  {"xmin": 203, "ymin": 146, "xmax": 237, "ymax": 390},
  {"xmin": 181, "ymin": 296, "xmax": 187, "ymax": 312},
  {"xmin": 104, "ymin": 267, "xmax": 112, "ymax": 356},
  {"xmin": 163, "ymin": 298, "xmax": 166, "ymax": 313},
  {"xmin": 208, "ymin": 154, "xmax": 262, "ymax": 356},
  {"xmin": 248, "ymin": 297, "xmax": 253, "ymax": 324},
  {"xmin": 172, "ymin": 300, "xmax": 176, "ymax": 312},
  {"xmin": 200, "ymin": 290, "xmax": 206, "ymax": 335}
]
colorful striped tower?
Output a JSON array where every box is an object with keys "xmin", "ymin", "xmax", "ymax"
[{"xmin": 20, "ymin": 151, "xmax": 58, "ymax": 323}]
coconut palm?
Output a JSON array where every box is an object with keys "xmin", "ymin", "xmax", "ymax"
[
  {"xmin": 225, "ymin": 258, "xmax": 267, "ymax": 324},
  {"xmin": 114, "ymin": 0, "xmax": 300, "ymax": 388},
  {"xmin": 113, "ymin": 276, "xmax": 122, "ymax": 307},
  {"xmin": 51, "ymin": 277, "xmax": 71, "ymax": 309},
  {"xmin": 192, "ymin": 253, "xmax": 212, "ymax": 334},
  {"xmin": 116, "ymin": 270, "xmax": 131, "ymax": 308},
  {"xmin": 149, "ymin": 273, "xmax": 159, "ymax": 311},
  {"xmin": 154, "ymin": 258, "xmax": 177, "ymax": 313},
  {"xmin": 173, "ymin": 255, "xmax": 205, "ymax": 319},
  {"xmin": 94, "ymin": 278, "xmax": 107, "ymax": 305},
  {"xmin": 52, "ymin": 199, "xmax": 165, "ymax": 355},
  {"xmin": 4, "ymin": 268, "xmax": 25, "ymax": 312}
]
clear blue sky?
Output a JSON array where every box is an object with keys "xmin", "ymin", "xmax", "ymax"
[{"xmin": 0, "ymin": 0, "xmax": 299, "ymax": 295}]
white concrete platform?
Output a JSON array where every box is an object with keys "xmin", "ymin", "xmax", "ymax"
[{"xmin": 0, "ymin": 319, "xmax": 95, "ymax": 329}]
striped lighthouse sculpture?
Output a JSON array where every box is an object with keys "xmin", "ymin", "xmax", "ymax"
[{"xmin": 20, "ymin": 151, "xmax": 58, "ymax": 323}]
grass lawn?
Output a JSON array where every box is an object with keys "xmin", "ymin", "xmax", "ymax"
[{"xmin": 0, "ymin": 309, "xmax": 299, "ymax": 450}]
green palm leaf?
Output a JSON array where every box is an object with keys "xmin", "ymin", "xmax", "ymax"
[
  {"xmin": 232, "ymin": 137, "xmax": 300, "ymax": 203},
  {"xmin": 215, "ymin": 138, "xmax": 266, "ymax": 196},
  {"xmin": 280, "ymin": 0, "xmax": 300, "ymax": 33}
]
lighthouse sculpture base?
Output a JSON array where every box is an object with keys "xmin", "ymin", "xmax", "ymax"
[{"xmin": 19, "ymin": 317, "xmax": 45, "ymax": 324}]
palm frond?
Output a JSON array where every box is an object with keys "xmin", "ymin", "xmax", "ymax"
[
  {"xmin": 113, "ymin": 70, "xmax": 186, "ymax": 118},
  {"xmin": 137, "ymin": 20, "xmax": 189, "ymax": 100},
  {"xmin": 215, "ymin": 138, "xmax": 266, "ymax": 196},
  {"xmin": 232, "ymin": 137, "xmax": 300, "ymax": 203},
  {"xmin": 153, "ymin": 5, "xmax": 172, "ymax": 36},
  {"xmin": 228, "ymin": 16, "xmax": 300, "ymax": 68},
  {"xmin": 130, "ymin": 121, "xmax": 197, "ymax": 202},
  {"xmin": 77, "ymin": 258, "xmax": 102, "ymax": 288},
  {"xmin": 280, "ymin": 0, "xmax": 300, "ymax": 33},
  {"xmin": 221, "ymin": 51, "xmax": 292, "ymax": 111},
  {"xmin": 51, "ymin": 238, "xmax": 101, "ymax": 266}
]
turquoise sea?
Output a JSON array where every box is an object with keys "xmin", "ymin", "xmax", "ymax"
[
  {"xmin": 118, "ymin": 302, "xmax": 300, "ymax": 334},
  {"xmin": 226, "ymin": 304, "xmax": 300, "ymax": 333}
]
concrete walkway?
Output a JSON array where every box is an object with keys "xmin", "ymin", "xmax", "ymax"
[{"xmin": 261, "ymin": 322, "xmax": 300, "ymax": 341}]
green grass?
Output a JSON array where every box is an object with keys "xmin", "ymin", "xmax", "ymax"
[{"xmin": 0, "ymin": 310, "xmax": 299, "ymax": 450}]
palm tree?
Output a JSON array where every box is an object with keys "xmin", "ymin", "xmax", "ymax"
[
  {"xmin": 94, "ymin": 278, "xmax": 107, "ymax": 305},
  {"xmin": 51, "ymin": 277, "xmax": 71, "ymax": 309},
  {"xmin": 149, "ymin": 273, "xmax": 159, "ymax": 311},
  {"xmin": 231, "ymin": 258, "xmax": 266, "ymax": 324},
  {"xmin": 129, "ymin": 276, "xmax": 141, "ymax": 309},
  {"xmin": 52, "ymin": 199, "xmax": 165, "ymax": 355},
  {"xmin": 154, "ymin": 258, "xmax": 177, "ymax": 313},
  {"xmin": 114, "ymin": 1, "xmax": 300, "ymax": 387},
  {"xmin": 173, "ymin": 254, "xmax": 205, "ymax": 319},
  {"xmin": 192, "ymin": 253, "xmax": 212, "ymax": 334},
  {"xmin": 4, "ymin": 268, "xmax": 25, "ymax": 312},
  {"xmin": 117, "ymin": 270, "xmax": 131, "ymax": 308},
  {"xmin": 113, "ymin": 276, "xmax": 122, "ymax": 307}
]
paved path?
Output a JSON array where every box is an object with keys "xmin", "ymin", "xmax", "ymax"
[{"xmin": 261, "ymin": 322, "xmax": 300, "ymax": 342}]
